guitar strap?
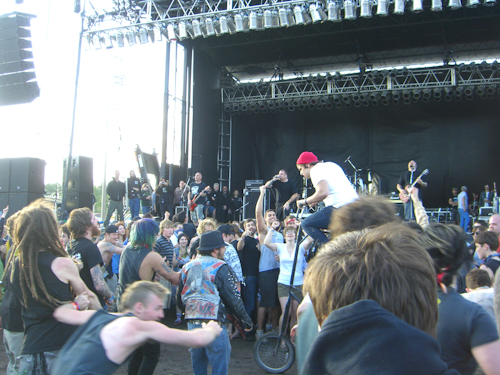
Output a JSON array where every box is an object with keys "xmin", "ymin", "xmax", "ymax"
[{"xmin": 410, "ymin": 170, "xmax": 414, "ymax": 185}]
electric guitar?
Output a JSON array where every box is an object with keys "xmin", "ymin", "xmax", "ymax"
[
  {"xmin": 399, "ymin": 169, "xmax": 429, "ymax": 203},
  {"xmin": 188, "ymin": 186, "xmax": 210, "ymax": 211}
]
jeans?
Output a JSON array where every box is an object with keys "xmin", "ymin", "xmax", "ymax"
[
  {"xmin": 459, "ymin": 209, "xmax": 470, "ymax": 232},
  {"xmin": 104, "ymin": 200, "xmax": 124, "ymax": 227},
  {"xmin": 242, "ymin": 275, "xmax": 258, "ymax": 319},
  {"xmin": 15, "ymin": 351, "xmax": 59, "ymax": 375},
  {"xmin": 188, "ymin": 323, "xmax": 230, "ymax": 375},
  {"xmin": 403, "ymin": 201, "xmax": 415, "ymax": 221},
  {"xmin": 192, "ymin": 204, "xmax": 205, "ymax": 223},
  {"xmin": 129, "ymin": 198, "xmax": 140, "ymax": 219},
  {"xmin": 4, "ymin": 329, "xmax": 23, "ymax": 375},
  {"xmin": 301, "ymin": 206, "xmax": 334, "ymax": 245},
  {"xmin": 127, "ymin": 342, "xmax": 160, "ymax": 375},
  {"xmin": 141, "ymin": 205, "xmax": 151, "ymax": 215}
]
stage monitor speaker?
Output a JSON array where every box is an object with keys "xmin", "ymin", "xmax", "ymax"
[
  {"xmin": 0, "ymin": 158, "xmax": 10, "ymax": 192},
  {"xmin": 63, "ymin": 156, "xmax": 93, "ymax": 194},
  {"xmin": 7, "ymin": 192, "xmax": 43, "ymax": 217},
  {"xmin": 243, "ymin": 188, "xmax": 270, "ymax": 220},
  {"xmin": 0, "ymin": 193, "xmax": 8, "ymax": 213},
  {"xmin": 66, "ymin": 192, "xmax": 94, "ymax": 213},
  {"xmin": 9, "ymin": 157, "xmax": 45, "ymax": 194},
  {"xmin": 0, "ymin": 13, "xmax": 39, "ymax": 106},
  {"xmin": 176, "ymin": 206, "xmax": 188, "ymax": 216}
]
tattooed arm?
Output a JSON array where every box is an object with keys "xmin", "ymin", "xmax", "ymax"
[
  {"xmin": 149, "ymin": 252, "xmax": 181, "ymax": 286},
  {"xmin": 90, "ymin": 265, "xmax": 114, "ymax": 299}
]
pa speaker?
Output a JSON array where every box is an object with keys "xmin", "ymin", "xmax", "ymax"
[
  {"xmin": 0, "ymin": 158, "xmax": 10, "ymax": 192},
  {"xmin": 7, "ymin": 192, "xmax": 43, "ymax": 217},
  {"xmin": 242, "ymin": 188, "xmax": 270, "ymax": 220},
  {"xmin": 9, "ymin": 157, "xmax": 45, "ymax": 194},
  {"xmin": 0, "ymin": 13, "xmax": 39, "ymax": 106},
  {"xmin": 63, "ymin": 156, "xmax": 93, "ymax": 194},
  {"xmin": 66, "ymin": 192, "xmax": 94, "ymax": 213}
]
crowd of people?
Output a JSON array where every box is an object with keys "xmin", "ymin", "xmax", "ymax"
[{"xmin": 1, "ymin": 151, "xmax": 500, "ymax": 375}]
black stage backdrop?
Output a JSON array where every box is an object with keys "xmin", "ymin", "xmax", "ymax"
[{"xmin": 229, "ymin": 98, "xmax": 500, "ymax": 208}]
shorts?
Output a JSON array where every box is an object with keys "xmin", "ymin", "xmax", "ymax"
[
  {"xmin": 259, "ymin": 269, "xmax": 279, "ymax": 308},
  {"xmin": 16, "ymin": 351, "xmax": 59, "ymax": 375},
  {"xmin": 277, "ymin": 283, "xmax": 303, "ymax": 302}
]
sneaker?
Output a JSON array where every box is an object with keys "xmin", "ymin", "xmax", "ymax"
[
  {"xmin": 265, "ymin": 324, "xmax": 273, "ymax": 332},
  {"xmin": 256, "ymin": 330, "xmax": 263, "ymax": 339},
  {"xmin": 173, "ymin": 318, "xmax": 182, "ymax": 326}
]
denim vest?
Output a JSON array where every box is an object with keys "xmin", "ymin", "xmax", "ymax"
[{"xmin": 181, "ymin": 255, "xmax": 225, "ymax": 320}]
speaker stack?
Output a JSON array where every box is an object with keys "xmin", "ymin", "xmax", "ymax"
[
  {"xmin": 0, "ymin": 157, "xmax": 45, "ymax": 218},
  {"xmin": 0, "ymin": 13, "xmax": 40, "ymax": 106},
  {"xmin": 242, "ymin": 180, "xmax": 270, "ymax": 220},
  {"xmin": 63, "ymin": 156, "xmax": 94, "ymax": 212}
]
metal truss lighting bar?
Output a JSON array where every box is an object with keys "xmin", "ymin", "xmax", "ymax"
[
  {"xmin": 221, "ymin": 61, "xmax": 500, "ymax": 112},
  {"xmin": 82, "ymin": 0, "xmax": 499, "ymax": 43}
]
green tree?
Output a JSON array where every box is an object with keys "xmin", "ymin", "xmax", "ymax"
[
  {"xmin": 45, "ymin": 183, "xmax": 62, "ymax": 197},
  {"xmin": 94, "ymin": 185, "xmax": 103, "ymax": 214}
]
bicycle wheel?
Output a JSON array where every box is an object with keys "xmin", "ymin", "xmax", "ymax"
[{"xmin": 253, "ymin": 332, "xmax": 295, "ymax": 373}]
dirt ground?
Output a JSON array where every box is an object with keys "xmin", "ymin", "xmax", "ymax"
[{"xmin": 0, "ymin": 312, "xmax": 298, "ymax": 375}]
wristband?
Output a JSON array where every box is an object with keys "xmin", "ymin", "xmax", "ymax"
[
  {"xmin": 108, "ymin": 295, "xmax": 115, "ymax": 302},
  {"xmin": 71, "ymin": 301, "xmax": 80, "ymax": 311}
]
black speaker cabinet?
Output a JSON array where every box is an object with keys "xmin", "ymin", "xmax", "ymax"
[
  {"xmin": 242, "ymin": 188, "xmax": 270, "ymax": 220},
  {"xmin": 63, "ymin": 156, "xmax": 93, "ymax": 194},
  {"xmin": 0, "ymin": 158, "xmax": 10, "ymax": 192},
  {"xmin": 7, "ymin": 192, "xmax": 43, "ymax": 217},
  {"xmin": 0, "ymin": 193, "xmax": 8, "ymax": 214},
  {"xmin": 9, "ymin": 158, "xmax": 45, "ymax": 194},
  {"xmin": 66, "ymin": 192, "xmax": 94, "ymax": 213}
]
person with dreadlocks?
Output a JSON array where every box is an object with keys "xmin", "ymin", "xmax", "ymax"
[
  {"xmin": 6, "ymin": 199, "xmax": 100, "ymax": 374},
  {"xmin": 422, "ymin": 223, "xmax": 500, "ymax": 375}
]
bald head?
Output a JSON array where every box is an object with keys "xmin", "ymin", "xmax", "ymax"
[{"xmin": 488, "ymin": 214, "xmax": 500, "ymax": 237}]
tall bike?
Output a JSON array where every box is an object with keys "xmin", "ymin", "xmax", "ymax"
[{"xmin": 253, "ymin": 220, "xmax": 308, "ymax": 373}]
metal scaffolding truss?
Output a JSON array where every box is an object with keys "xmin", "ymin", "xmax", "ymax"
[
  {"xmin": 221, "ymin": 62, "xmax": 500, "ymax": 110},
  {"xmin": 83, "ymin": 0, "xmax": 499, "ymax": 38}
]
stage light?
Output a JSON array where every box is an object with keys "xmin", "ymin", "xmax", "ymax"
[
  {"xmin": 249, "ymin": 11, "xmax": 263, "ymax": 30},
  {"xmin": 466, "ymin": 0, "xmax": 480, "ymax": 6},
  {"xmin": 369, "ymin": 92, "xmax": 378, "ymax": 100},
  {"xmin": 433, "ymin": 88, "xmax": 442, "ymax": 98},
  {"xmin": 178, "ymin": 22, "xmax": 189, "ymax": 40},
  {"xmin": 476, "ymin": 85, "xmax": 485, "ymax": 95},
  {"xmin": 301, "ymin": 98, "xmax": 309, "ymax": 106},
  {"xmin": 344, "ymin": 0, "xmax": 357, "ymax": 20},
  {"xmin": 328, "ymin": 1, "xmax": 342, "ymax": 21},
  {"xmin": 224, "ymin": 104, "xmax": 232, "ymax": 112},
  {"xmin": 431, "ymin": 0, "xmax": 443, "ymax": 10},
  {"xmin": 298, "ymin": 105, "xmax": 306, "ymax": 110},
  {"xmin": 126, "ymin": 30, "xmax": 137, "ymax": 46},
  {"xmin": 422, "ymin": 89, "xmax": 431, "ymax": 101},
  {"xmin": 412, "ymin": 0, "xmax": 424, "ymax": 11},
  {"xmin": 92, "ymin": 34, "xmax": 102, "ymax": 49},
  {"xmin": 448, "ymin": 0, "xmax": 462, "ymax": 9},
  {"xmin": 294, "ymin": 5, "xmax": 305, "ymax": 24},
  {"xmin": 279, "ymin": 8, "xmax": 289, "ymax": 26},
  {"xmin": 377, "ymin": 0, "xmax": 390, "ymax": 15},
  {"xmin": 116, "ymin": 32, "xmax": 125, "ymax": 47},
  {"xmin": 486, "ymin": 85, "xmax": 496, "ymax": 95},
  {"xmin": 402, "ymin": 90, "xmax": 411, "ymax": 100},
  {"xmin": 204, "ymin": 17, "xmax": 215, "ymax": 37},
  {"xmin": 216, "ymin": 16, "xmax": 229, "ymax": 35},
  {"xmin": 491, "ymin": 61, "xmax": 499, "ymax": 71},
  {"xmin": 192, "ymin": 19, "xmax": 202, "ymax": 38},
  {"xmin": 354, "ymin": 99, "xmax": 362, "ymax": 107},
  {"xmin": 394, "ymin": 0, "xmax": 406, "ymax": 14},
  {"xmin": 167, "ymin": 24, "xmax": 177, "ymax": 41},
  {"xmin": 361, "ymin": 0, "xmax": 373, "ymax": 17},
  {"xmin": 104, "ymin": 33, "xmax": 113, "ymax": 48},
  {"xmin": 310, "ymin": 4, "xmax": 327, "ymax": 23},
  {"xmin": 464, "ymin": 86, "xmax": 474, "ymax": 95},
  {"xmin": 333, "ymin": 95, "xmax": 342, "ymax": 103},
  {"xmin": 465, "ymin": 95, "xmax": 474, "ymax": 100},
  {"xmin": 483, "ymin": 0, "xmax": 496, "ymax": 6},
  {"xmin": 234, "ymin": 13, "xmax": 249, "ymax": 32},
  {"xmin": 454, "ymin": 87, "xmax": 463, "ymax": 97},
  {"xmin": 139, "ymin": 28, "xmax": 149, "ymax": 44},
  {"xmin": 292, "ymin": 98, "xmax": 300, "ymax": 107},
  {"xmin": 342, "ymin": 95, "xmax": 351, "ymax": 103}
]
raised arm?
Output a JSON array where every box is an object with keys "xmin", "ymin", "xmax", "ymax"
[
  {"xmin": 256, "ymin": 185, "xmax": 268, "ymax": 244},
  {"xmin": 264, "ymin": 229, "xmax": 278, "ymax": 252}
]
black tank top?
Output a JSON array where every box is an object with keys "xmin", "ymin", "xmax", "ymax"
[
  {"xmin": 51, "ymin": 310, "xmax": 134, "ymax": 375},
  {"xmin": 11, "ymin": 251, "xmax": 77, "ymax": 354},
  {"xmin": 118, "ymin": 246, "xmax": 154, "ymax": 299}
]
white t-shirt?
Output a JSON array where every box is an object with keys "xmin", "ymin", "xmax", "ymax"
[
  {"xmin": 458, "ymin": 191, "xmax": 468, "ymax": 210},
  {"xmin": 310, "ymin": 162, "xmax": 358, "ymax": 208},
  {"xmin": 276, "ymin": 243, "xmax": 306, "ymax": 286}
]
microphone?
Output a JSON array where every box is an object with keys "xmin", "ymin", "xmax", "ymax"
[{"xmin": 344, "ymin": 156, "xmax": 351, "ymax": 163}]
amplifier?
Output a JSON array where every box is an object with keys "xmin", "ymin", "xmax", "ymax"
[{"xmin": 245, "ymin": 180, "xmax": 263, "ymax": 189}]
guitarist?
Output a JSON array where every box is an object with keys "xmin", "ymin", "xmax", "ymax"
[
  {"xmin": 188, "ymin": 172, "xmax": 208, "ymax": 226},
  {"xmin": 397, "ymin": 160, "xmax": 428, "ymax": 221}
]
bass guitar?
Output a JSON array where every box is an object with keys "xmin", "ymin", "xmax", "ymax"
[
  {"xmin": 399, "ymin": 169, "xmax": 429, "ymax": 203},
  {"xmin": 188, "ymin": 186, "xmax": 210, "ymax": 211}
]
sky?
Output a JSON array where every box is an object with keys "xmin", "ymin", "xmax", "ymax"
[{"xmin": 0, "ymin": 0, "xmax": 166, "ymax": 186}]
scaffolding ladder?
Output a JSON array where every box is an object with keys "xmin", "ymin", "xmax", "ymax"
[{"xmin": 217, "ymin": 111, "xmax": 232, "ymax": 191}]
